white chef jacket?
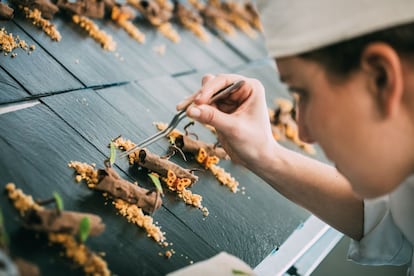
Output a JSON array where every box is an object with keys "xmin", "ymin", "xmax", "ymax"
[{"xmin": 348, "ymin": 175, "xmax": 414, "ymax": 275}]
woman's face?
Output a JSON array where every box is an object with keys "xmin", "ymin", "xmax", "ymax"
[{"xmin": 276, "ymin": 56, "xmax": 408, "ymax": 198}]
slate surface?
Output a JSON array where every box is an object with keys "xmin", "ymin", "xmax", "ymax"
[
  {"xmin": 1, "ymin": 21, "xmax": 83, "ymax": 95},
  {"xmin": 0, "ymin": 5, "xmax": 316, "ymax": 275},
  {"xmin": 0, "ymin": 67, "xmax": 29, "ymax": 104},
  {"xmin": 0, "ymin": 104, "xmax": 218, "ymax": 276}
]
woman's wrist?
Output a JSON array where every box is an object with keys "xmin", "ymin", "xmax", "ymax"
[{"xmin": 244, "ymin": 139, "xmax": 284, "ymax": 178}]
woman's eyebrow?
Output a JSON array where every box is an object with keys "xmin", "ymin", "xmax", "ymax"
[
  {"xmin": 279, "ymin": 74, "xmax": 306, "ymax": 94},
  {"xmin": 288, "ymin": 86, "xmax": 307, "ymax": 95}
]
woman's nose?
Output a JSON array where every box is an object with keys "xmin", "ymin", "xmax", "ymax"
[{"xmin": 296, "ymin": 108, "xmax": 315, "ymax": 144}]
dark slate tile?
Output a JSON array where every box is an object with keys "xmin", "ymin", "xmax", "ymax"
[
  {"xmin": 41, "ymin": 88, "xmax": 143, "ymax": 154},
  {"xmin": 177, "ymin": 27, "xmax": 247, "ymax": 70},
  {"xmin": 137, "ymin": 75, "xmax": 195, "ymax": 112},
  {"xmin": 95, "ymin": 19, "xmax": 193, "ymax": 78},
  {"xmin": 12, "ymin": 15, "xmax": 169, "ymax": 86},
  {"xmin": 153, "ymin": 23, "xmax": 226, "ymax": 72},
  {"xmin": 130, "ymin": 22, "xmax": 196, "ymax": 76},
  {"xmin": 0, "ymin": 21, "xmax": 83, "ymax": 95},
  {"xmin": 0, "ymin": 103, "xmax": 218, "ymax": 275},
  {"xmin": 42, "ymin": 86, "xmax": 165, "ymax": 171},
  {"xmin": 234, "ymin": 58, "xmax": 289, "ymax": 103},
  {"xmin": 0, "ymin": 67, "xmax": 29, "ymax": 104},
  {"xmin": 174, "ymin": 68, "xmax": 227, "ymax": 93},
  {"xmin": 214, "ymin": 28, "xmax": 268, "ymax": 62},
  {"xmin": 95, "ymin": 81, "xmax": 179, "ymax": 148}
]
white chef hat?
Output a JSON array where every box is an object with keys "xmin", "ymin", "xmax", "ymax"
[{"xmin": 255, "ymin": 0, "xmax": 414, "ymax": 58}]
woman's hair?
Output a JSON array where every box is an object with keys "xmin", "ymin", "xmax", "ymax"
[{"xmin": 299, "ymin": 22, "xmax": 414, "ymax": 77}]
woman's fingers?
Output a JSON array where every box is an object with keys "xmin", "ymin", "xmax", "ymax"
[
  {"xmin": 187, "ymin": 104, "xmax": 233, "ymax": 131},
  {"xmin": 176, "ymin": 73, "xmax": 245, "ymax": 111},
  {"xmin": 194, "ymin": 74, "xmax": 246, "ymax": 105},
  {"xmin": 201, "ymin": 74, "xmax": 215, "ymax": 85}
]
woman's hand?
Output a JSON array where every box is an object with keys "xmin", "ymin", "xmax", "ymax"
[{"xmin": 177, "ymin": 73, "xmax": 277, "ymax": 167}]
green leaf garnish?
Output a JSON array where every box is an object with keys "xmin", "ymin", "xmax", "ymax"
[
  {"xmin": 0, "ymin": 207, "xmax": 3, "ymax": 227},
  {"xmin": 0, "ymin": 207, "xmax": 9, "ymax": 248},
  {"xmin": 109, "ymin": 141, "xmax": 116, "ymax": 165},
  {"xmin": 78, "ymin": 217, "xmax": 91, "ymax": 243},
  {"xmin": 232, "ymin": 269, "xmax": 250, "ymax": 275},
  {"xmin": 148, "ymin": 173, "xmax": 163, "ymax": 194},
  {"xmin": 53, "ymin": 192, "xmax": 64, "ymax": 212}
]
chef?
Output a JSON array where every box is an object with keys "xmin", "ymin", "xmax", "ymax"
[{"xmin": 171, "ymin": 0, "xmax": 414, "ymax": 274}]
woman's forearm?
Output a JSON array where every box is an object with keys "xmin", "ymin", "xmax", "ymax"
[{"xmin": 248, "ymin": 143, "xmax": 364, "ymax": 241}]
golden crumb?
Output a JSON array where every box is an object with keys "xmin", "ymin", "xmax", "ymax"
[
  {"xmin": 111, "ymin": 6, "xmax": 145, "ymax": 44},
  {"xmin": 72, "ymin": 15, "xmax": 116, "ymax": 51},
  {"xmin": 0, "ymin": 28, "xmax": 19, "ymax": 53},
  {"xmin": 157, "ymin": 22, "xmax": 180, "ymax": 43},
  {"xmin": 183, "ymin": 20, "xmax": 209, "ymax": 42},
  {"xmin": 5, "ymin": 183, "xmax": 42, "ymax": 216},
  {"xmin": 209, "ymin": 165, "xmax": 239, "ymax": 193},
  {"xmin": 212, "ymin": 17, "xmax": 235, "ymax": 36},
  {"xmin": 112, "ymin": 137, "xmax": 139, "ymax": 164},
  {"xmin": 118, "ymin": 20, "xmax": 145, "ymax": 43},
  {"xmin": 195, "ymin": 147, "xmax": 238, "ymax": 192},
  {"xmin": 113, "ymin": 199, "xmax": 165, "ymax": 242},
  {"xmin": 179, "ymin": 188, "xmax": 203, "ymax": 209},
  {"xmin": 49, "ymin": 233, "xmax": 110, "ymax": 276},
  {"xmin": 68, "ymin": 161, "xmax": 99, "ymax": 188},
  {"xmin": 165, "ymin": 250, "xmax": 172, "ymax": 259},
  {"xmin": 23, "ymin": 7, "xmax": 61, "ymax": 41}
]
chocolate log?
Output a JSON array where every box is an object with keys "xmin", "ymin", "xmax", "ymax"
[
  {"xmin": 56, "ymin": 0, "xmax": 105, "ymax": 19},
  {"xmin": 22, "ymin": 209, "xmax": 105, "ymax": 236},
  {"xmin": 135, "ymin": 148, "xmax": 199, "ymax": 184},
  {"xmin": 0, "ymin": 2, "xmax": 14, "ymax": 20},
  {"xmin": 175, "ymin": 2, "xmax": 202, "ymax": 25},
  {"xmin": 9, "ymin": 0, "xmax": 58, "ymax": 19},
  {"xmin": 96, "ymin": 167, "xmax": 162, "ymax": 213},
  {"xmin": 175, "ymin": 135, "xmax": 229, "ymax": 160}
]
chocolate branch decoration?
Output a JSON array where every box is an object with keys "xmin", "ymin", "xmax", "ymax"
[
  {"xmin": 113, "ymin": 136, "xmax": 209, "ymax": 215},
  {"xmin": 0, "ymin": 2, "xmax": 14, "ymax": 19},
  {"xmin": 97, "ymin": 166, "xmax": 162, "ymax": 213},
  {"xmin": 5, "ymin": 183, "xmax": 110, "ymax": 275},
  {"xmin": 12, "ymin": 0, "xmax": 58, "ymax": 18},
  {"xmin": 56, "ymin": 0, "xmax": 105, "ymax": 18},
  {"xmin": 68, "ymin": 161, "xmax": 166, "ymax": 242},
  {"xmin": 155, "ymin": 122, "xmax": 240, "ymax": 193},
  {"xmin": 22, "ymin": 208, "xmax": 105, "ymax": 236}
]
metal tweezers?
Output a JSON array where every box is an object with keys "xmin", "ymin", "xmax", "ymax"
[{"xmin": 117, "ymin": 79, "xmax": 245, "ymax": 159}]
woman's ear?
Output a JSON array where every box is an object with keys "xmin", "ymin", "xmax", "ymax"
[{"xmin": 360, "ymin": 43, "xmax": 404, "ymax": 118}]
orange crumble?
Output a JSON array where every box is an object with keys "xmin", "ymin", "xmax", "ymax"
[
  {"xmin": 72, "ymin": 15, "xmax": 116, "ymax": 51},
  {"xmin": 23, "ymin": 7, "xmax": 61, "ymax": 41}
]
